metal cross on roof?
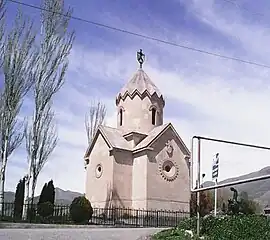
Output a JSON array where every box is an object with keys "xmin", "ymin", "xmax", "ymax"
[{"xmin": 137, "ymin": 49, "xmax": 145, "ymax": 69}]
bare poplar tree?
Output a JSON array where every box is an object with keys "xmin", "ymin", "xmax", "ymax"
[
  {"xmin": 0, "ymin": 10, "xmax": 37, "ymax": 214},
  {"xmin": 0, "ymin": 0, "xmax": 6, "ymax": 64},
  {"xmin": 24, "ymin": 104, "xmax": 57, "ymax": 207},
  {"xmin": 22, "ymin": 0, "xmax": 74, "ymax": 219},
  {"xmin": 85, "ymin": 100, "xmax": 107, "ymax": 145}
]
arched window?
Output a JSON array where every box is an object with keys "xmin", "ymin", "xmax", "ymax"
[
  {"xmin": 119, "ymin": 109, "xmax": 123, "ymax": 126},
  {"xmin": 152, "ymin": 108, "xmax": 156, "ymax": 125}
]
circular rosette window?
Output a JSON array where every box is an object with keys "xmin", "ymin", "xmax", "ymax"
[
  {"xmin": 159, "ymin": 159, "xmax": 179, "ymax": 182},
  {"xmin": 95, "ymin": 164, "xmax": 103, "ymax": 178}
]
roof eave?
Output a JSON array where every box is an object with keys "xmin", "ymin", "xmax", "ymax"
[
  {"xmin": 169, "ymin": 124, "xmax": 191, "ymax": 155},
  {"xmin": 133, "ymin": 123, "xmax": 170, "ymax": 152},
  {"xmin": 109, "ymin": 147, "xmax": 132, "ymax": 155},
  {"xmin": 133, "ymin": 123, "xmax": 190, "ymax": 156},
  {"xmin": 123, "ymin": 131, "xmax": 148, "ymax": 138},
  {"xmin": 84, "ymin": 126, "xmax": 114, "ymax": 159},
  {"xmin": 116, "ymin": 89, "xmax": 165, "ymax": 106},
  {"xmin": 132, "ymin": 146, "xmax": 154, "ymax": 154}
]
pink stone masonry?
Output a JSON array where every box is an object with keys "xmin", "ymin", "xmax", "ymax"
[{"xmin": 85, "ymin": 65, "xmax": 190, "ymax": 212}]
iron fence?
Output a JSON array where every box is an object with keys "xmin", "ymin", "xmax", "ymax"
[
  {"xmin": 91, "ymin": 207, "xmax": 189, "ymax": 227},
  {"xmin": 0, "ymin": 202, "xmax": 190, "ymax": 227},
  {"xmin": 1, "ymin": 202, "xmax": 72, "ymax": 224}
]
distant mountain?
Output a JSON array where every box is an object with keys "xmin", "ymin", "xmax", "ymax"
[
  {"xmin": 5, "ymin": 167, "xmax": 270, "ymax": 208},
  {"xmin": 54, "ymin": 188, "xmax": 84, "ymax": 205},
  {"xmin": 4, "ymin": 191, "xmax": 15, "ymax": 203},
  {"xmin": 4, "ymin": 187, "xmax": 83, "ymax": 205},
  {"xmin": 202, "ymin": 166, "xmax": 270, "ymax": 207}
]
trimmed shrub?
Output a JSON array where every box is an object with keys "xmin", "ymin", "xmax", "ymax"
[
  {"xmin": 153, "ymin": 227, "xmax": 201, "ymax": 240},
  {"xmin": 153, "ymin": 215, "xmax": 270, "ymax": 240},
  {"xmin": 37, "ymin": 201, "xmax": 54, "ymax": 218},
  {"xmin": 69, "ymin": 196, "xmax": 93, "ymax": 224},
  {"xmin": 177, "ymin": 217, "xmax": 197, "ymax": 231},
  {"xmin": 204, "ymin": 215, "xmax": 270, "ymax": 240}
]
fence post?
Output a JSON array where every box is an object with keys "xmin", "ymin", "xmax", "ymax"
[
  {"xmin": 112, "ymin": 207, "xmax": 115, "ymax": 225},
  {"xmin": 146, "ymin": 209, "xmax": 149, "ymax": 227},
  {"xmin": 175, "ymin": 211, "xmax": 178, "ymax": 226},
  {"xmin": 135, "ymin": 209, "xmax": 138, "ymax": 227},
  {"xmin": 29, "ymin": 203, "xmax": 31, "ymax": 222},
  {"xmin": 60, "ymin": 205, "xmax": 63, "ymax": 224},
  {"xmin": 156, "ymin": 210, "xmax": 159, "ymax": 227}
]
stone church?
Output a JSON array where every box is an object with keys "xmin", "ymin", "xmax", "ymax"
[{"xmin": 84, "ymin": 50, "xmax": 190, "ymax": 211}]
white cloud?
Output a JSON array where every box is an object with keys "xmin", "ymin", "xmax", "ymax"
[
  {"xmin": 6, "ymin": 0, "xmax": 270, "ymax": 196},
  {"xmin": 186, "ymin": 0, "xmax": 270, "ymax": 62}
]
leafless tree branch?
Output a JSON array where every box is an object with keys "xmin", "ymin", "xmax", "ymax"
[
  {"xmin": 0, "ymin": 0, "xmax": 7, "ymax": 67},
  {"xmin": 23, "ymin": 0, "xmax": 75, "ymax": 218},
  {"xmin": 0, "ymin": 9, "xmax": 37, "ymax": 214},
  {"xmin": 25, "ymin": 104, "xmax": 57, "ymax": 197},
  {"xmin": 85, "ymin": 99, "xmax": 107, "ymax": 145}
]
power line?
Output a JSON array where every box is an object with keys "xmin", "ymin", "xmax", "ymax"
[
  {"xmin": 221, "ymin": 0, "xmax": 265, "ymax": 18},
  {"xmin": 7, "ymin": 0, "xmax": 270, "ymax": 70}
]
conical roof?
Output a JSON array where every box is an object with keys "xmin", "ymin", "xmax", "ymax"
[{"xmin": 116, "ymin": 68, "xmax": 164, "ymax": 105}]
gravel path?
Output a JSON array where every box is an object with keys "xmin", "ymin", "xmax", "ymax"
[{"xmin": 0, "ymin": 227, "xmax": 163, "ymax": 240}]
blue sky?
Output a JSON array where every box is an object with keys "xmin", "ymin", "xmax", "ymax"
[{"xmin": 4, "ymin": 0, "xmax": 270, "ymax": 195}]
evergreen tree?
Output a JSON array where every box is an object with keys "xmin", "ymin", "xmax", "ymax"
[
  {"xmin": 37, "ymin": 182, "xmax": 47, "ymax": 215},
  {"xmin": 46, "ymin": 180, "xmax": 55, "ymax": 205},
  {"xmin": 37, "ymin": 180, "xmax": 55, "ymax": 217},
  {"xmin": 13, "ymin": 178, "xmax": 25, "ymax": 219},
  {"xmin": 38, "ymin": 182, "xmax": 48, "ymax": 205}
]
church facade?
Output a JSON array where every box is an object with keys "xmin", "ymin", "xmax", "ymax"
[{"xmin": 84, "ymin": 50, "xmax": 191, "ymax": 211}]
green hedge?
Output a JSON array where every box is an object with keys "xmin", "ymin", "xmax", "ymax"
[
  {"xmin": 153, "ymin": 215, "xmax": 270, "ymax": 240},
  {"xmin": 203, "ymin": 215, "xmax": 270, "ymax": 240}
]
